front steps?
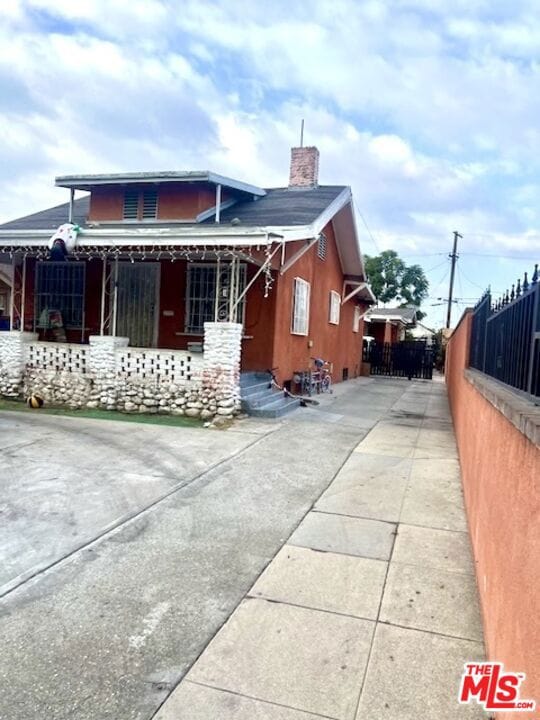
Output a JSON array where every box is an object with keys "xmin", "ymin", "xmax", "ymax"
[{"xmin": 240, "ymin": 372, "xmax": 301, "ymax": 419}]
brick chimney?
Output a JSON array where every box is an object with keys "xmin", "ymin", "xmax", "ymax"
[{"xmin": 288, "ymin": 146, "xmax": 319, "ymax": 188}]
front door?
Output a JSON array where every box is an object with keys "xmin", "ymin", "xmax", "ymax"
[{"xmin": 115, "ymin": 263, "xmax": 160, "ymax": 347}]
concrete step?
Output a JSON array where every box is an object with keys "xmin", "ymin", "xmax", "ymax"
[
  {"xmin": 240, "ymin": 379, "xmax": 272, "ymax": 398},
  {"xmin": 248, "ymin": 396, "xmax": 301, "ymax": 418},
  {"xmin": 240, "ymin": 372, "xmax": 301, "ymax": 418}
]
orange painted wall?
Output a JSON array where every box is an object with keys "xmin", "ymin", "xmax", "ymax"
[
  {"xmin": 270, "ymin": 221, "xmax": 366, "ymax": 385},
  {"xmin": 88, "ymin": 184, "xmax": 222, "ymax": 222},
  {"xmin": 446, "ymin": 312, "xmax": 540, "ymax": 717},
  {"xmin": 88, "ymin": 188, "xmax": 123, "ymax": 221}
]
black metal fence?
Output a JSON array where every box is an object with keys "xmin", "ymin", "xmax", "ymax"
[
  {"xmin": 469, "ymin": 264, "xmax": 540, "ymax": 401},
  {"xmin": 365, "ymin": 340, "xmax": 434, "ymax": 379}
]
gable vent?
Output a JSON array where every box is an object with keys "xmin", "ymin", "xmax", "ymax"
[
  {"xmin": 142, "ymin": 189, "xmax": 158, "ymax": 219},
  {"xmin": 123, "ymin": 189, "xmax": 139, "ymax": 219},
  {"xmin": 317, "ymin": 232, "xmax": 327, "ymax": 260}
]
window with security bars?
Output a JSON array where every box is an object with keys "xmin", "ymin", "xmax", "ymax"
[
  {"xmin": 35, "ymin": 262, "xmax": 85, "ymax": 328},
  {"xmin": 329, "ymin": 290, "xmax": 341, "ymax": 325},
  {"xmin": 123, "ymin": 189, "xmax": 139, "ymax": 219},
  {"xmin": 185, "ymin": 264, "xmax": 246, "ymax": 334},
  {"xmin": 291, "ymin": 277, "xmax": 310, "ymax": 335}
]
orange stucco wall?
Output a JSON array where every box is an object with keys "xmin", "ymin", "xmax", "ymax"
[
  {"xmin": 446, "ymin": 311, "xmax": 540, "ymax": 717},
  {"xmin": 88, "ymin": 183, "xmax": 221, "ymax": 222},
  {"xmin": 270, "ymin": 221, "xmax": 366, "ymax": 385}
]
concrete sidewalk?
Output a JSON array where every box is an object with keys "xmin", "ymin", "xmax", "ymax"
[{"xmin": 154, "ymin": 378, "xmax": 487, "ymax": 720}]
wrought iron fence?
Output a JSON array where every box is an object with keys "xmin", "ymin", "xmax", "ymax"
[{"xmin": 469, "ymin": 263, "xmax": 540, "ymax": 401}]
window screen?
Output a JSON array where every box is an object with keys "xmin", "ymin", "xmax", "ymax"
[
  {"xmin": 292, "ymin": 278, "xmax": 310, "ymax": 335},
  {"xmin": 329, "ymin": 290, "xmax": 341, "ymax": 325}
]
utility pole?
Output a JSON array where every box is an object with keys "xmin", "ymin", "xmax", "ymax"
[{"xmin": 446, "ymin": 230, "xmax": 462, "ymax": 329}]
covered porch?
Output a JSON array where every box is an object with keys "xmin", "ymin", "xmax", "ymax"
[
  {"xmin": 1, "ymin": 233, "xmax": 281, "ymax": 363},
  {"xmin": 0, "ymin": 232, "xmax": 282, "ymax": 419}
]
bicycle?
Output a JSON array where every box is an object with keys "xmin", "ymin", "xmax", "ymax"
[
  {"xmin": 311, "ymin": 357, "xmax": 333, "ymax": 394},
  {"xmin": 268, "ymin": 367, "xmax": 319, "ymax": 405}
]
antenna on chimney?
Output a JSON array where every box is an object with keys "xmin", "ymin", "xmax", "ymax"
[{"xmin": 300, "ymin": 119, "xmax": 304, "ymax": 148}]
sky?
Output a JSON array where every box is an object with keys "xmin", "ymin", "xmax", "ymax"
[{"xmin": 0, "ymin": 0, "xmax": 539, "ymax": 328}]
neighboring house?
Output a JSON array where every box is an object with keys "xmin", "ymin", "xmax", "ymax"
[
  {"xmin": 0, "ymin": 146, "xmax": 375, "ymax": 417},
  {"xmin": 364, "ymin": 306, "xmax": 418, "ymax": 344},
  {"xmin": 0, "ymin": 264, "xmax": 11, "ymax": 330},
  {"xmin": 408, "ymin": 320, "xmax": 436, "ymax": 345}
]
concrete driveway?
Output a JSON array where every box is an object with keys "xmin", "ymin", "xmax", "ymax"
[{"xmin": 0, "ymin": 379, "xmax": 417, "ymax": 720}]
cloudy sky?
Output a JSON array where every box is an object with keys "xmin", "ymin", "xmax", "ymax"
[{"xmin": 1, "ymin": 0, "xmax": 539, "ymax": 326}]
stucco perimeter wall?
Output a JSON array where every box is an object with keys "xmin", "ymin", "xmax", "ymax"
[{"xmin": 445, "ymin": 311, "xmax": 540, "ymax": 715}]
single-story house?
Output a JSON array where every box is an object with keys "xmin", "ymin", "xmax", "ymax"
[
  {"xmin": 408, "ymin": 320, "xmax": 436, "ymax": 345},
  {"xmin": 0, "ymin": 146, "xmax": 375, "ymax": 418},
  {"xmin": 364, "ymin": 306, "xmax": 418, "ymax": 344}
]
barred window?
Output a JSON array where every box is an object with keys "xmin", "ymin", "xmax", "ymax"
[
  {"xmin": 329, "ymin": 290, "xmax": 341, "ymax": 325},
  {"xmin": 185, "ymin": 263, "xmax": 246, "ymax": 334},
  {"xmin": 35, "ymin": 262, "xmax": 85, "ymax": 328},
  {"xmin": 291, "ymin": 278, "xmax": 310, "ymax": 335}
]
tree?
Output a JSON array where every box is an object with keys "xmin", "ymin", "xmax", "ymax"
[{"xmin": 364, "ymin": 250, "xmax": 429, "ymax": 315}]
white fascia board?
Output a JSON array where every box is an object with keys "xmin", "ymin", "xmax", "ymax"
[
  {"xmin": 348, "ymin": 197, "xmax": 367, "ymax": 278},
  {"xmin": 312, "ymin": 187, "xmax": 352, "ymax": 236},
  {"xmin": 55, "ymin": 171, "xmax": 266, "ymax": 197},
  {"xmin": 207, "ymin": 172, "xmax": 266, "ymax": 197},
  {"xmin": 0, "ymin": 227, "xmax": 275, "ymax": 248}
]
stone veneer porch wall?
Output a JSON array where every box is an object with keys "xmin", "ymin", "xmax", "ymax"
[{"xmin": 0, "ymin": 322, "xmax": 242, "ymax": 421}]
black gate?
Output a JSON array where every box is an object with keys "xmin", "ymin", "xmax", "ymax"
[{"xmin": 365, "ymin": 340, "xmax": 434, "ymax": 380}]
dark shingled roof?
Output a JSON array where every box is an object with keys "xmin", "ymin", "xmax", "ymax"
[
  {"xmin": 215, "ymin": 186, "xmax": 346, "ymax": 226},
  {"xmin": 0, "ymin": 196, "xmax": 90, "ymax": 230},
  {"xmin": 0, "ymin": 186, "xmax": 347, "ymax": 231}
]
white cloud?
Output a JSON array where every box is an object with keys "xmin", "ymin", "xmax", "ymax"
[{"xmin": 0, "ymin": 0, "xmax": 538, "ymax": 326}]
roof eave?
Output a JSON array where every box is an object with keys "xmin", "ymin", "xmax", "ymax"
[{"xmin": 54, "ymin": 171, "xmax": 266, "ymax": 197}]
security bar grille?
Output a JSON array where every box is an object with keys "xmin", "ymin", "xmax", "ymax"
[
  {"xmin": 186, "ymin": 263, "xmax": 246, "ymax": 334},
  {"xmin": 35, "ymin": 262, "xmax": 85, "ymax": 328}
]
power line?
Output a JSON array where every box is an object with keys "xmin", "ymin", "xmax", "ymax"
[{"xmin": 357, "ymin": 208, "xmax": 380, "ymax": 253}]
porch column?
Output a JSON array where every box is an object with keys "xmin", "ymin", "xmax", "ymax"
[
  {"xmin": 87, "ymin": 335, "xmax": 129, "ymax": 409},
  {"xmin": 202, "ymin": 322, "xmax": 242, "ymax": 418},
  {"xmin": 0, "ymin": 330, "xmax": 38, "ymax": 398},
  {"xmin": 383, "ymin": 319, "xmax": 393, "ymax": 344}
]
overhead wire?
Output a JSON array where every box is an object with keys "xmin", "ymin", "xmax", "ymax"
[{"xmin": 356, "ymin": 207, "xmax": 380, "ymax": 253}]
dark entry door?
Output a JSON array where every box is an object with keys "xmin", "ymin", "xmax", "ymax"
[
  {"xmin": 367, "ymin": 340, "xmax": 433, "ymax": 379},
  {"xmin": 115, "ymin": 263, "xmax": 160, "ymax": 347}
]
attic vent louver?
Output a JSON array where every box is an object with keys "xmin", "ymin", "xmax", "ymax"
[
  {"xmin": 142, "ymin": 189, "xmax": 158, "ymax": 219},
  {"xmin": 123, "ymin": 189, "xmax": 138, "ymax": 219}
]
